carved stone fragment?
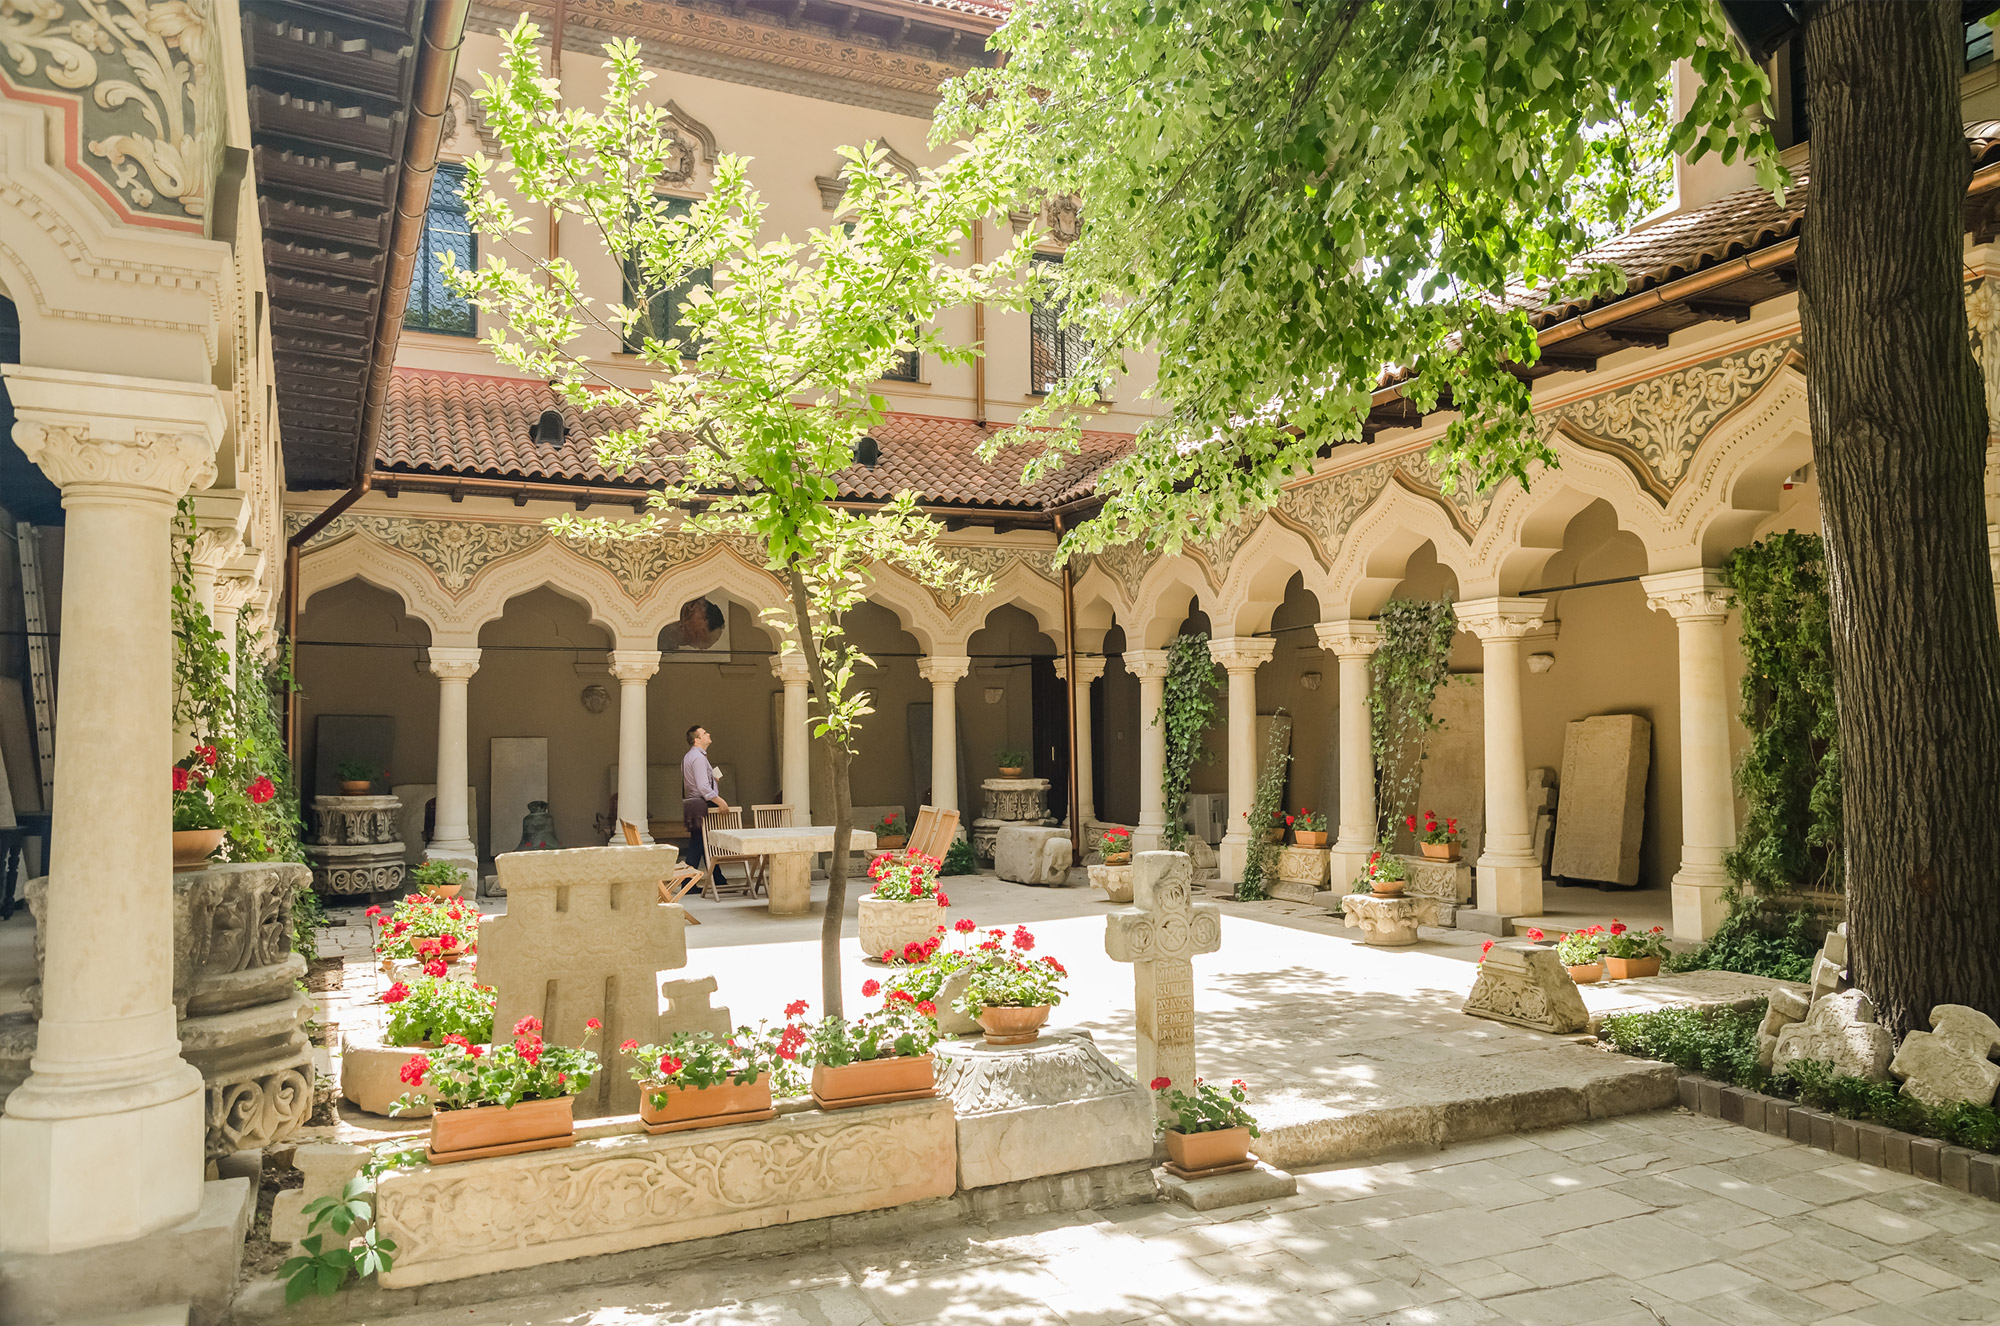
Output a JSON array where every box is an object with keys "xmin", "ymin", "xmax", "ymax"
[{"xmin": 1462, "ymin": 941, "xmax": 1590, "ymax": 1034}]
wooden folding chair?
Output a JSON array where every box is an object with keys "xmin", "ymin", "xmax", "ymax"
[
  {"xmin": 908, "ymin": 807, "xmax": 960, "ymax": 860},
  {"xmin": 626, "ymin": 820, "xmax": 704, "ymax": 921},
  {"xmin": 702, "ymin": 806, "xmax": 761, "ymax": 899}
]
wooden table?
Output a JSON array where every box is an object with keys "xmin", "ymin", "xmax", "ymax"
[{"xmin": 703, "ymin": 826, "xmax": 877, "ymax": 916}]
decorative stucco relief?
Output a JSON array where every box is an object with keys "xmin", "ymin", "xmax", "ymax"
[
  {"xmin": 928, "ymin": 544, "xmax": 1060, "ymax": 611},
  {"xmin": 1071, "ymin": 538, "xmax": 1153, "ymax": 605},
  {"xmin": 0, "ymin": 0, "xmax": 222, "ymax": 228},
  {"xmin": 1271, "ymin": 456, "xmax": 1399, "ymax": 566}
]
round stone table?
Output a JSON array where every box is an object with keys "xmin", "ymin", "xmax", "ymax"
[{"xmin": 1340, "ymin": 892, "xmax": 1441, "ymax": 947}]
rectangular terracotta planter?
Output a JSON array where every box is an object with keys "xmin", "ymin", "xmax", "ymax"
[
  {"xmin": 1604, "ymin": 955, "xmax": 1661, "ymax": 980},
  {"xmin": 1292, "ymin": 831, "xmax": 1328, "ymax": 848},
  {"xmin": 1419, "ymin": 842, "xmax": 1461, "ymax": 861},
  {"xmin": 1164, "ymin": 1125, "xmax": 1251, "ymax": 1172},
  {"xmin": 428, "ymin": 1093, "xmax": 576, "ymax": 1162},
  {"xmin": 811, "ymin": 1054, "xmax": 935, "ymax": 1108},
  {"xmin": 638, "ymin": 1073, "xmax": 775, "ymax": 1132}
]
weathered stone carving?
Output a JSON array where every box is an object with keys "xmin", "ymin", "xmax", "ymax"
[
  {"xmin": 1462, "ymin": 940, "xmax": 1589, "ymax": 1034},
  {"xmin": 1269, "ymin": 846, "xmax": 1328, "ymax": 903},
  {"xmin": 1106, "ymin": 852, "xmax": 1220, "ymax": 1113},
  {"xmin": 1890, "ymin": 1005, "xmax": 2000, "ymax": 1109},
  {"xmin": 1773, "ymin": 989, "xmax": 1894, "ymax": 1083},
  {"xmin": 1341, "ymin": 893, "xmax": 1439, "ymax": 947},
  {"xmin": 306, "ymin": 794, "xmax": 405, "ymax": 897},
  {"xmin": 973, "ymin": 776, "xmax": 1054, "ymax": 861},
  {"xmin": 933, "ymin": 1032, "xmax": 1152, "ymax": 1189},
  {"xmin": 374, "ymin": 1098, "xmax": 957, "ymax": 1288}
]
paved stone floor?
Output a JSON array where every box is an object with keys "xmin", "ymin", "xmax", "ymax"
[{"xmin": 356, "ymin": 1109, "xmax": 2000, "ymax": 1325}]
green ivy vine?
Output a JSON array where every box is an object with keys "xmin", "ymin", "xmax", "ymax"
[
  {"xmin": 1157, "ymin": 632, "xmax": 1220, "ymax": 852},
  {"xmin": 1368, "ymin": 598, "xmax": 1457, "ymax": 842},
  {"xmin": 1237, "ymin": 711, "xmax": 1292, "ymax": 901},
  {"xmin": 1723, "ymin": 532, "xmax": 1840, "ymax": 894}
]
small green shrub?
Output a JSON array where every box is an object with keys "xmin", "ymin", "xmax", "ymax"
[
  {"xmin": 1665, "ymin": 895, "xmax": 1820, "ymax": 982},
  {"xmin": 1601, "ymin": 1002, "xmax": 1769, "ymax": 1088},
  {"xmin": 292, "ymin": 886, "xmax": 328, "ymax": 964},
  {"xmin": 939, "ymin": 836, "xmax": 979, "ymax": 876}
]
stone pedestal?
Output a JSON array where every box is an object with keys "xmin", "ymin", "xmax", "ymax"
[
  {"xmin": 932, "ymin": 1031, "xmax": 1154, "ymax": 1189},
  {"xmin": 995, "ymin": 824, "xmax": 1071, "ymax": 886},
  {"xmin": 1340, "ymin": 893, "xmax": 1439, "ymax": 946},
  {"xmin": 973, "ymin": 777, "xmax": 1054, "ymax": 861},
  {"xmin": 1462, "ymin": 940, "xmax": 1590, "ymax": 1034},
  {"xmin": 1088, "ymin": 863, "xmax": 1133, "ymax": 903},
  {"xmin": 1157, "ymin": 1160, "xmax": 1298, "ymax": 1211},
  {"xmin": 1270, "ymin": 846, "xmax": 1329, "ymax": 903},
  {"xmin": 306, "ymin": 794, "xmax": 405, "ymax": 897},
  {"xmin": 1401, "ymin": 854, "xmax": 1473, "ymax": 926}
]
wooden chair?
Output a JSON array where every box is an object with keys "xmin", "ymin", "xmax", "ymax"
[
  {"xmin": 871, "ymin": 805, "xmax": 960, "ymax": 864},
  {"xmin": 702, "ymin": 806, "xmax": 761, "ymax": 899},
  {"xmin": 624, "ymin": 820, "xmax": 703, "ymax": 921},
  {"xmin": 748, "ymin": 805, "xmax": 791, "ymax": 892}
]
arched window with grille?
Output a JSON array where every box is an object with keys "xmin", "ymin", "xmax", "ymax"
[
  {"xmin": 1029, "ymin": 252, "xmax": 1090, "ymax": 395},
  {"xmin": 623, "ymin": 197, "xmax": 712, "ymax": 357},
  {"xmin": 404, "ymin": 162, "xmax": 476, "ymax": 336}
]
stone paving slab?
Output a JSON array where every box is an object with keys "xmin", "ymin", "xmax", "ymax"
[{"xmin": 323, "ymin": 1109, "xmax": 2000, "ymax": 1325}]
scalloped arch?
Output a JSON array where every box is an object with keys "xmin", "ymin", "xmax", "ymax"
[
  {"xmin": 1209, "ymin": 519, "xmax": 1331, "ymax": 636},
  {"xmin": 1325, "ymin": 480, "xmax": 1486, "ymax": 618}
]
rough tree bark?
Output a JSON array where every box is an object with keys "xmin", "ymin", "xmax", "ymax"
[{"xmin": 1799, "ymin": 0, "xmax": 2000, "ymax": 1039}]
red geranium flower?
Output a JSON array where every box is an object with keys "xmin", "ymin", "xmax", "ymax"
[
  {"xmin": 1149, "ymin": 1076, "xmax": 1171, "ymax": 1090},
  {"xmin": 1405, "ymin": 814, "xmax": 1416, "ymax": 830},
  {"xmin": 658, "ymin": 1054, "xmax": 682, "ymax": 1077},
  {"xmin": 197, "ymin": 744, "xmax": 218, "ymax": 768},
  {"xmin": 1012, "ymin": 926, "xmax": 1035, "ymax": 952},
  {"xmin": 399, "ymin": 1054, "xmax": 428, "ymax": 1087},
  {"xmin": 246, "ymin": 775, "xmax": 277, "ymax": 805},
  {"xmin": 422, "ymin": 958, "xmax": 447, "ymax": 978},
  {"xmin": 916, "ymin": 1000, "xmax": 937, "ymax": 1015},
  {"xmin": 935, "ymin": 892, "xmax": 950, "ymax": 907},
  {"xmin": 785, "ymin": 999, "xmax": 809, "ymax": 1017},
  {"xmin": 586, "ymin": 1017, "xmax": 601, "ymax": 1032},
  {"xmin": 954, "ymin": 918, "xmax": 977, "ymax": 934},
  {"xmin": 514, "ymin": 1016, "xmax": 542, "ymax": 1037},
  {"xmin": 1610, "ymin": 922, "xmax": 1627, "ymax": 935},
  {"xmin": 172, "ymin": 767, "xmax": 191, "ymax": 793},
  {"xmin": 862, "ymin": 979, "xmax": 881, "ymax": 997},
  {"xmin": 888, "ymin": 989, "xmax": 915, "ymax": 1004},
  {"xmin": 443, "ymin": 1033, "xmax": 471, "ymax": 1050},
  {"xmin": 365, "ymin": 905, "xmax": 382, "ymax": 919},
  {"xmin": 620, "ymin": 1039, "xmax": 639, "ymax": 1051},
  {"xmin": 1526, "ymin": 928, "xmax": 1545, "ymax": 942},
  {"xmin": 381, "ymin": 981, "xmax": 410, "ymax": 1004}
]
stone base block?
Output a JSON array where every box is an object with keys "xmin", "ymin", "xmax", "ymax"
[
  {"xmin": 0, "ymin": 1177, "xmax": 252, "ymax": 1326},
  {"xmin": 933, "ymin": 1032, "xmax": 1153, "ymax": 1189},
  {"xmin": 374, "ymin": 1097, "xmax": 956, "ymax": 1287},
  {"xmin": 1341, "ymin": 894, "xmax": 1439, "ymax": 946},
  {"xmin": 1672, "ymin": 876, "xmax": 1730, "ymax": 943},
  {"xmin": 340, "ymin": 1032, "xmax": 430, "ymax": 1118},
  {"xmin": 1155, "ymin": 1160, "xmax": 1297, "ymax": 1211},
  {"xmin": 1462, "ymin": 940, "xmax": 1590, "ymax": 1034},
  {"xmin": 1476, "ymin": 860, "xmax": 1543, "ymax": 918},
  {"xmin": 994, "ymin": 825, "xmax": 1071, "ymax": 886},
  {"xmin": 1275, "ymin": 846, "xmax": 1329, "ymax": 889},
  {"xmin": 1267, "ymin": 880, "xmax": 1321, "ymax": 904},
  {"xmin": 270, "ymin": 1144, "xmax": 371, "ymax": 1247},
  {"xmin": 1453, "ymin": 909, "xmax": 1515, "ymax": 937}
]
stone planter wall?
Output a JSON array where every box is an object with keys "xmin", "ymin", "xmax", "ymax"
[
  {"xmin": 342, "ymin": 1031, "xmax": 434, "ymax": 1118},
  {"xmin": 858, "ymin": 896, "xmax": 947, "ymax": 960},
  {"xmin": 373, "ymin": 1096, "xmax": 957, "ymax": 1287}
]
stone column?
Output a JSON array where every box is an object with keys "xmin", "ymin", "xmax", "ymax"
[
  {"xmin": 1644, "ymin": 568, "xmax": 1737, "ymax": 941},
  {"xmin": 1458, "ymin": 597, "xmax": 1546, "ymax": 924},
  {"xmin": 1315, "ymin": 621, "xmax": 1381, "ymax": 888},
  {"xmin": 0, "ymin": 367, "xmax": 221, "ymax": 1254},
  {"xmin": 609, "ymin": 650, "xmax": 662, "ymax": 842},
  {"xmin": 770, "ymin": 652, "xmax": 812, "ymax": 822},
  {"xmin": 212, "ymin": 572, "xmax": 258, "ymax": 689},
  {"xmin": 1208, "ymin": 637, "xmax": 1277, "ymax": 882},
  {"xmin": 425, "ymin": 647, "xmax": 481, "ymax": 869},
  {"xmin": 916, "ymin": 655, "xmax": 971, "ymax": 814},
  {"xmin": 1055, "ymin": 656, "xmax": 1106, "ymax": 827},
  {"xmin": 1124, "ymin": 649, "xmax": 1173, "ymax": 851}
]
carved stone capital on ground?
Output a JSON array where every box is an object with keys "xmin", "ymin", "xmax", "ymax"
[
  {"xmin": 607, "ymin": 649, "xmax": 663, "ymax": 683},
  {"xmin": 1206, "ymin": 637, "xmax": 1276, "ymax": 673},
  {"xmin": 4, "ymin": 366, "xmax": 225, "ymax": 498},
  {"xmin": 1312, "ymin": 620, "xmax": 1381, "ymax": 658},
  {"xmin": 426, "ymin": 645, "xmax": 482, "ymax": 681},
  {"xmin": 917, "ymin": 654, "xmax": 973, "ymax": 686},
  {"xmin": 1642, "ymin": 567, "xmax": 1732, "ymax": 622},
  {"xmin": 1122, "ymin": 648, "xmax": 1174, "ymax": 682},
  {"xmin": 1461, "ymin": 940, "xmax": 1590, "ymax": 1033},
  {"xmin": 1455, "ymin": 597, "xmax": 1547, "ymax": 642}
]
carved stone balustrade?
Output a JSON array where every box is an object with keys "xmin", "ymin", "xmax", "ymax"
[{"xmin": 307, "ymin": 793, "xmax": 406, "ymax": 896}]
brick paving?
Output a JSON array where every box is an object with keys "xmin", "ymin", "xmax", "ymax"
[{"xmin": 360, "ymin": 1110, "xmax": 2000, "ymax": 1325}]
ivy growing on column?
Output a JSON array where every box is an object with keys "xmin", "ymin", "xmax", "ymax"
[
  {"xmin": 1237, "ymin": 711, "xmax": 1292, "ymax": 901},
  {"xmin": 1158, "ymin": 632, "xmax": 1220, "ymax": 852},
  {"xmin": 1368, "ymin": 598, "xmax": 1457, "ymax": 846}
]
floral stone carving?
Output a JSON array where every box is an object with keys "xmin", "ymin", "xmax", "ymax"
[
  {"xmin": 306, "ymin": 793, "xmax": 405, "ymax": 897},
  {"xmin": 932, "ymin": 1031, "xmax": 1154, "ymax": 1188},
  {"xmin": 1461, "ymin": 940, "xmax": 1590, "ymax": 1035},
  {"xmin": 374, "ymin": 1097, "xmax": 957, "ymax": 1288},
  {"xmin": 1340, "ymin": 893, "xmax": 1439, "ymax": 947}
]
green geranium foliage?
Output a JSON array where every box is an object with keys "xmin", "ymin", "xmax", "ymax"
[
  {"xmin": 1723, "ymin": 533, "xmax": 1840, "ymax": 895},
  {"xmin": 1158, "ymin": 633, "xmax": 1221, "ymax": 852}
]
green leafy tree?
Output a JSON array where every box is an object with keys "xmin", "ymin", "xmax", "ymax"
[
  {"xmin": 447, "ymin": 22, "xmax": 1032, "ymax": 1016},
  {"xmin": 951, "ymin": 0, "xmax": 2000, "ymax": 1037}
]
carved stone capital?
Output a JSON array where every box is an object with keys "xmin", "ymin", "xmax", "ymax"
[
  {"xmin": 917, "ymin": 655, "xmax": 973, "ymax": 686},
  {"xmin": 1206, "ymin": 637, "xmax": 1276, "ymax": 673},
  {"xmin": 3, "ymin": 367, "xmax": 225, "ymax": 498},
  {"xmin": 427, "ymin": 646, "xmax": 482, "ymax": 682},
  {"xmin": 1313, "ymin": 620, "xmax": 1381, "ymax": 659},
  {"xmin": 607, "ymin": 649, "xmax": 663, "ymax": 683},
  {"xmin": 1456, "ymin": 597, "xmax": 1546, "ymax": 642},
  {"xmin": 1122, "ymin": 649, "xmax": 1173, "ymax": 683},
  {"xmin": 770, "ymin": 652, "xmax": 812, "ymax": 686},
  {"xmin": 1055, "ymin": 656, "xmax": 1108, "ymax": 685},
  {"xmin": 1642, "ymin": 568, "xmax": 1732, "ymax": 622}
]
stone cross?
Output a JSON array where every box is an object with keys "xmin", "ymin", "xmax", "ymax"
[
  {"xmin": 484, "ymin": 845, "xmax": 726, "ymax": 1117},
  {"xmin": 1105, "ymin": 851, "xmax": 1220, "ymax": 1113}
]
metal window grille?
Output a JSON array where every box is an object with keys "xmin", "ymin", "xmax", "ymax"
[
  {"xmin": 1029, "ymin": 254, "xmax": 1089, "ymax": 394},
  {"xmin": 624, "ymin": 197, "xmax": 711, "ymax": 357},
  {"xmin": 881, "ymin": 341, "xmax": 920, "ymax": 381},
  {"xmin": 404, "ymin": 163, "xmax": 476, "ymax": 336}
]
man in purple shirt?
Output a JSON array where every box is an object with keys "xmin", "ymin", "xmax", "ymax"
[{"xmin": 682, "ymin": 725, "xmax": 728, "ymax": 867}]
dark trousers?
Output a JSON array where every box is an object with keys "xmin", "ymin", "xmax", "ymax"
[{"xmin": 683, "ymin": 798, "xmax": 708, "ymax": 866}]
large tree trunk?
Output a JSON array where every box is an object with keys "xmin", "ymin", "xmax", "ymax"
[{"xmin": 1800, "ymin": 0, "xmax": 2000, "ymax": 1038}]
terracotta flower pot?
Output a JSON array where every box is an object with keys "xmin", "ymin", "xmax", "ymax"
[
  {"xmin": 421, "ymin": 882, "xmax": 464, "ymax": 899},
  {"xmin": 171, "ymin": 829, "xmax": 225, "ymax": 870},
  {"xmin": 1566, "ymin": 963, "xmax": 1603, "ymax": 985},
  {"xmin": 996, "ymin": 767, "xmax": 1024, "ymax": 777},
  {"xmin": 1293, "ymin": 831, "xmax": 1328, "ymax": 848},
  {"xmin": 1262, "ymin": 828, "xmax": 1285, "ymax": 844},
  {"xmin": 857, "ymin": 895, "xmax": 944, "ymax": 959},
  {"xmin": 811, "ymin": 1054, "xmax": 935, "ymax": 1108},
  {"xmin": 876, "ymin": 835, "xmax": 908, "ymax": 850},
  {"xmin": 1103, "ymin": 851, "xmax": 1132, "ymax": 866},
  {"xmin": 638, "ymin": 1072, "xmax": 774, "ymax": 1132},
  {"xmin": 976, "ymin": 1004, "xmax": 1051, "ymax": 1046},
  {"xmin": 1371, "ymin": 879, "xmax": 1406, "ymax": 897},
  {"xmin": 340, "ymin": 780, "xmax": 373, "ymax": 794},
  {"xmin": 428, "ymin": 1094, "xmax": 575, "ymax": 1161},
  {"xmin": 1420, "ymin": 842, "xmax": 1462, "ymax": 861},
  {"xmin": 1165, "ymin": 1125, "xmax": 1251, "ymax": 1173},
  {"xmin": 1604, "ymin": 955, "xmax": 1661, "ymax": 980}
]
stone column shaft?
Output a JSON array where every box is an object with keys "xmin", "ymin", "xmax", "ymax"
[
  {"xmin": 1208, "ymin": 638, "xmax": 1276, "ymax": 882},
  {"xmin": 1125, "ymin": 650, "xmax": 1174, "ymax": 851},
  {"xmin": 0, "ymin": 367, "xmax": 221, "ymax": 1254},
  {"xmin": 1459, "ymin": 598, "xmax": 1546, "ymax": 921},
  {"xmin": 610, "ymin": 650, "xmax": 663, "ymax": 842},
  {"xmin": 771, "ymin": 653, "xmax": 812, "ymax": 823},
  {"xmin": 1056, "ymin": 657, "xmax": 1106, "ymax": 829},
  {"xmin": 1316, "ymin": 622, "xmax": 1381, "ymax": 888},
  {"xmin": 917, "ymin": 655, "xmax": 971, "ymax": 815},
  {"xmin": 1645, "ymin": 569, "xmax": 1738, "ymax": 941},
  {"xmin": 426, "ymin": 647, "xmax": 481, "ymax": 866}
]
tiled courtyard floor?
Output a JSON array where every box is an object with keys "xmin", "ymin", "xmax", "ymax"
[{"xmin": 357, "ymin": 1109, "xmax": 2000, "ymax": 1325}]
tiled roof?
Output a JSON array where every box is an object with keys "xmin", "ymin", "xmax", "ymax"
[
  {"xmin": 891, "ymin": 0, "xmax": 1011, "ymax": 22},
  {"xmin": 376, "ymin": 368, "xmax": 1130, "ymax": 510}
]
